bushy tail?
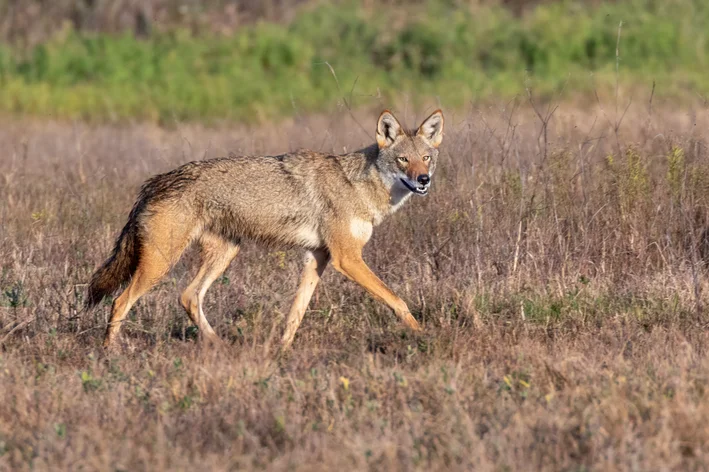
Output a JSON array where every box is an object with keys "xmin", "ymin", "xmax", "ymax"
[{"xmin": 86, "ymin": 213, "xmax": 141, "ymax": 309}]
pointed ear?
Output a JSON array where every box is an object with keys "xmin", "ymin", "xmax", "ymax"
[
  {"xmin": 417, "ymin": 109, "xmax": 444, "ymax": 148},
  {"xmin": 376, "ymin": 110, "xmax": 404, "ymax": 148}
]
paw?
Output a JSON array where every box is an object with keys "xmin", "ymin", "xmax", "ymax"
[{"xmin": 398, "ymin": 310, "xmax": 422, "ymax": 331}]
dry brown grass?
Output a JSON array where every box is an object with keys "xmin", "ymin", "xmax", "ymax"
[{"xmin": 3, "ymin": 100, "xmax": 709, "ymax": 470}]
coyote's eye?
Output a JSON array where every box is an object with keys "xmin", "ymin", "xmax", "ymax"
[
  {"xmin": 422, "ymin": 155, "xmax": 431, "ymax": 162},
  {"xmin": 397, "ymin": 156, "xmax": 408, "ymax": 164}
]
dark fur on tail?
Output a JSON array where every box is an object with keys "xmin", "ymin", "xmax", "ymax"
[
  {"xmin": 86, "ymin": 203, "xmax": 143, "ymax": 309},
  {"xmin": 85, "ymin": 162, "xmax": 205, "ymax": 309}
]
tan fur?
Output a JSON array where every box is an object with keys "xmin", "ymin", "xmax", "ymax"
[
  {"xmin": 87, "ymin": 109, "xmax": 444, "ymax": 349},
  {"xmin": 282, "ymin": 249, "xmax": 330, "ymax": 347},
  {"xmin": 179, "ymin": 232, "xmax": 240, "ymax": 343}
]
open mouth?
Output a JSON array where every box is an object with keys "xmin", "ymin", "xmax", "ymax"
[{"xmin": 400, "ymin": 178, "xmax": 429, "ymax": 195}]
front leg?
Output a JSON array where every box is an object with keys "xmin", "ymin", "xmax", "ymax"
[
  {"xmin": 282, "ymin": 248, "xmax": 330, "ymax": 349},
  {"xmin": 328, "ymin": 232, "xmax": 421, "ymax": 331}
]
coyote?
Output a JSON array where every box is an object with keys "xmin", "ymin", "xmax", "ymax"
[{"xmin": 87, "ymin": 109, "xmax": 444, "ymax": 349}]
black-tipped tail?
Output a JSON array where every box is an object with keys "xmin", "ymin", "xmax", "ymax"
[{"xmin": 86, "ymin": 216, "xmax": 140, "ymax": 309}]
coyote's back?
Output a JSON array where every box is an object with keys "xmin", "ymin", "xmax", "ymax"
[{"xmin": 88, "ymin": 109, "xmax": 445, "ymax": 349}]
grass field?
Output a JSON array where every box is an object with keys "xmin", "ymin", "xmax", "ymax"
[{"xmin": 2, "ymin": 95, "xmax": 709, "ymax": 469}]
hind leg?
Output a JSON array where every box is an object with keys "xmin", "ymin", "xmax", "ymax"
[
  {"xmin": 180, "ymin": 233, "xmax": 240, "ymax": 342},
  {"xmin": 103, "ymin": 209, "xmax": 194, "ymax": 349},
  {"xmin": 103, "ymin": 243, "xmax": 186, "ymax": 348}
]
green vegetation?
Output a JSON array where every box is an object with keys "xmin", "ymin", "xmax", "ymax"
[{"xmin": 0, "ymin": 0, "xmax": 707, "ymax": 122}]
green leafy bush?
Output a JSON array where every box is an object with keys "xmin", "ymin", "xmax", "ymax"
[{"xmin": 0, "ymin": 0, "xmax": 706, "ymax": 122}]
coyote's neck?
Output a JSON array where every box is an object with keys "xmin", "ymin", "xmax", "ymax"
[
  {"xmin": 337, "ymin": 144, "xmax": 380, "ymax": 180},
  {"xmin": 338, "ymin": 144, "xmax": 412, "ymax": 224}
]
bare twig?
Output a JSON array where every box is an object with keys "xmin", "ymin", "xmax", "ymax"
[
  {"xmin": 317, "ymin": 62, "xmax": 371, "ymax": 140},
  {"xmin": 615, "ymin": 20, "xmax": 623, "ymax": 119}
]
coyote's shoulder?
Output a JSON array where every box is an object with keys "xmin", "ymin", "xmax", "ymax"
[{"xmin": 88, "ymin": 109, "xmax": 444, "ymax": 350}]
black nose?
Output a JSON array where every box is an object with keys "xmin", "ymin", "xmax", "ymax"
[{"xmin": 417, "ymin": 174, "xmax": 430, "ymax": 185}]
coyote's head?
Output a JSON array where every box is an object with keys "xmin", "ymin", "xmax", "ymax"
[{"xmin": 375, "ymin": 109, "xmax": 444, "ymax": 196}]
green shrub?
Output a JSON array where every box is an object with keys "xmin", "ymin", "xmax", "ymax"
[{"xmin": 0, "ymin": 0, "xmax": 707, "ymax": 122}]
